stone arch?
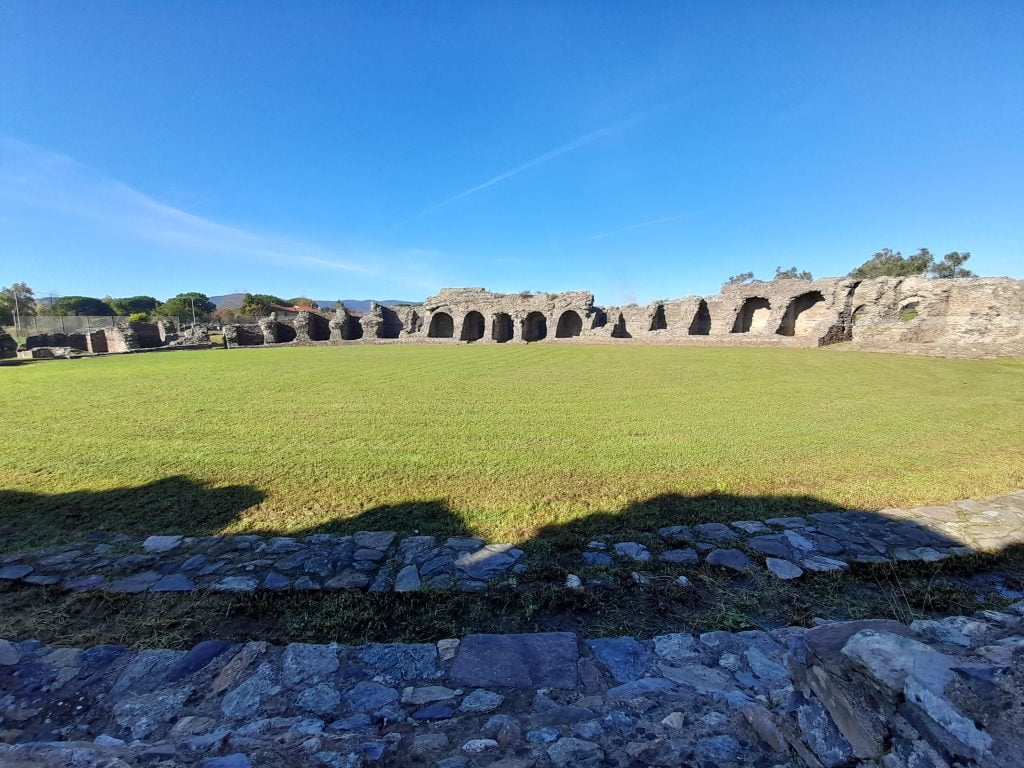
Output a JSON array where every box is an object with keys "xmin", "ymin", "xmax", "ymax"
[
  {"xmin": 731, "ymin": 297, "xmax": 771, "ymax": 333},
  {"xmin": 850, "ymin": 304, "xmax": 867, "ymax": 339},
  {"xmin": 377, "ymin": 307, "xmax": 402, "ymax": 339},
  {"xmin": 611, "ymin": 313, "xmax": 631, "ymax": 338},
  {"xmin": 522, "ymin": 311, "xmax": 547, "ymax": 341},
  {"xmin": 308, "ymin": 313, "xmax": 331, "ymax": 341},
  {"xmin": 275, "ymin": 322, "xmax": 297, "ymax": 343},
  {"xmin": 688, "ymin": 300, "xmax": 711, "ymax": 335},
  {"xmin": 649, "ymin": 304, "xmax": 667, "ymax": 331},
  {"xmin": 428, "ymin": 312, "xmax": 454, "ymax": 338},
  {"xmin": 899, "ymin": 298, "xmax": 923, "ymax": 322},
  {"xmin": 460, "ymin": 311, "xmax": 485, "ymax": 342},
  {"xmin": 340, "ymin": 315, "xmax": 363, "ymax": 341},
  {"xmin": 777, "ymin": 291, "xmax": 826, "ymax": 336},
  {"xmin": 492, "ymin": 313, "xmax": 514, "ymax": 343},
  {"xmin": 555, "ymin": 310, "xmax": 583, "ymax": 338}
]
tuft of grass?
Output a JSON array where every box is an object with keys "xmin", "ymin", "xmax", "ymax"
[{"xmin": 2, "ymin": 345, "xmax": 1023, "ymax": 553}]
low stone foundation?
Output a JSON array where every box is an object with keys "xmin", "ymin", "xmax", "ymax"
[{"xmin": 1, "ymin": 607, "xmax": 1021, "ymax": 767}]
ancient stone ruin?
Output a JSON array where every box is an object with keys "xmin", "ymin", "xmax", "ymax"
[
  {"xmin": 221, "ymin": 277, "xmax": 1024, "ymax": 358},
  {"xmin": 13, "ymin": 321, "xmax": 212, "ymax": 359},
  {"xmin": 0, "ymin": 328, "xmax": 17, "ymax": 359},
  {"xmin": 8, "ymin": 276, "xmax": 1023, "ymax": 361}
]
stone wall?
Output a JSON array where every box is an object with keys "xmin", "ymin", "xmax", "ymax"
[
  {"xmin": 1, "ymin": 608, "xmax": 1021, "ymax": 768},
  {"xmin": 213, "ymin": 277, "xmax": 1024, "ymax": 357},
  {"xmin": 25, "ymin": 332, "xmax": 89, "ymax": 351},
  {"xmin": 0, "ymin": 328, "xmax": 18, "ymax": 358}
]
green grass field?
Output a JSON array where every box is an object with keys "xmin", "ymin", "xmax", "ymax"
[{"xmin": 2, "ymin": 345, "xmax": 1023, "ymax": 553}]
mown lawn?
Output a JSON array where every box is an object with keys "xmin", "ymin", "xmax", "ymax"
[{"xmin": 1, "ymin": 345, "xmax": 1023, "ymax": 553}]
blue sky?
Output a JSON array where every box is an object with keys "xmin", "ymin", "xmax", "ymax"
[{"xmin": 2, "ymin": 2, "xmax": 1022, "ymax": 305}]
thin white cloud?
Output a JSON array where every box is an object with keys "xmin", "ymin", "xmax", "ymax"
[
  {"xmin": 0, "ymin": 136, "xmax": 436, "ymax": 287},
  {"xmin": 583, "ymin": 210, "xmax": 694, "ymax": 242},
  {"xmin": 387, "ymin": 105, "xmax": 670, "ymax": 232}
]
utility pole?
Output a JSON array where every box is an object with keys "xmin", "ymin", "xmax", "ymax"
[
  {"xmin": 12, "ymin": 286, "xmax": 20, "ymax": 337},
  {"xmin": 190, "ymin": 297, "xmax": 197, "ymax": 327}
]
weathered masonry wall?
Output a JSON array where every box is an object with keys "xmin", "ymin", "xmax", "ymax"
[
  {"xmin": 16, "ymin": 322, "xmax": 212, "ymax": 359},
  {"xmin": 221, "ymin": 278, "xmax": 1024, "ymax": 356}
]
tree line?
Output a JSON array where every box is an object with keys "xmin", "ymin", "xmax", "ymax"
[
  {"xmin": 0, "ymin": 285, "xmax": 334, "ymax": 327},
  {"xmin": 0, "ymin": 287, "xmax": 217, "ymax": 326},
  {"xmin": 725, "ymin": 248, "xmax": 975, "ymax": 286}
]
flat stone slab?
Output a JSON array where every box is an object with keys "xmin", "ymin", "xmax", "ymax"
[
  {"xmin": 0, "ymin": 565, "xmax": 33, "ymax": 580},
  {"xmin": 151, "ymin": 574, "xmax": 195, "ymax": 592},
  {"xmin": 453, "ymin": 545, "xmax": 523, "ymax": 580},
  {"xmin": 451, "ymin": 633, "xmax": 579, "ymax": 688},
  {"xmin": 766, "ymin": 557, "xmax": 803, "ymax": 580},
  {"xmin": 142, "ymin": 535, "xmax": 183, "ymax": 553},
  {"xmin": 659, "ymin": 548, "xmax": 698, "ymax": 565},
  {"xmin": 107, "ymin": 571, "xmax": 161, "ymax": 593},
  {"xmin": 586, "ymin": 637, "xmax": 649, "ymax": 682},
  {"xmin": 705, "ymin": 548, "xmax": 753, "ymax": 572},
  {"xmin": 613, "ymin": 542, "xmax": 650, "ymax": 561}
]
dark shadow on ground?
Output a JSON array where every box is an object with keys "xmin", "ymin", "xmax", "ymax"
[
  {"xmin": 2, "ymin": 478, "xmax": 1024, "ymax": 645},
  {"xmin": 287, "ymin": 500, "xmax": 475, "ymax": 541},
  {"xmin": 0, "ymin": 476, "xmax": 265, "ymax": 554},
  {"xmin": 0, "ymin": 478, "xmax": 977, "ymax": 557}
]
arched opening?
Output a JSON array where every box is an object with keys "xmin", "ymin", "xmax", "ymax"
[
  {"xmin": 428, "ymin": 312, "xmax": 454, "ymax": 338},
  {"xmin": 274, "ymin": 322, "xmax": 297, "ymax": 343},
  {"xmin": 492, "ymin": 313, "xmax": 514, "ymax": 342},
  {"xmin": 555, "ymin": 310, "xmax": 583, "ymax": 338},
  {"xmin": 308, "ymin": 314, "xmax": 331, "ymax": 341},
  {"xmin": 460, "ymin": 311, "xmax": 485, "ymax": 342},
  {"xmin": 235, "ymin": 326, "xmax": 264, "ymax": 346},
  {"xmin": 590, "ymin": 309, "xmax": 608, "ymax": 329},
  {"xmin": 688, "ymin": 300, "xmax": 711, "ymax": 335},
  {"xmin": 378, "ymin": 307, "xmax": 402, "ymax": 339},
  {"xmin": 777, "ymin": 291, "xmax": 826, "ymax": 336},
  {"xmin": 731, "ymin": 297, "xmax": 771, "ymax": 333},
  {"xmin": 850, "ymin": 304, "xmax": 867, "ymax": 339},
  {"xmin": 522, "ymin": 311, "xmax": 547, "ymax": 341},
  {"xmin": 611, "ymin": 313, "xmax": 631, "ymax": 338},
  {"xmin": 900, "ymin": 300, "xmax": 921, "ymax": 322},
  {"xmin": 340, "ymin": 315, "xmax": 363, "ymax": 340},
  {"xmin": 649, "ymin": 304, "xmax": 667, "ymax": 331}
]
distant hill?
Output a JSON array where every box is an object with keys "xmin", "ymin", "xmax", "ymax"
[{"xmin": 208, "ymin": 294, "xmax": 420, "ymax": 312}]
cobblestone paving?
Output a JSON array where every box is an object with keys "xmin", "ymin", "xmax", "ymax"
[
  {"xmin": 0, "ymin": 533, "xmax": 526, "ymax": 595},
  {"xmin": 3, "ymin": 491, "xmax": 1022, "ymax": 596},
  {"xmin": 2, "ymin": 604, "xmax": 1022, "ymax": 767}
]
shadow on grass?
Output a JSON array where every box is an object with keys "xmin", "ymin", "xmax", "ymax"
[
  {"xmin": 2, "ymin": 477, "xmax": 1023, "ymax": 645},
  {"xmin": 0, "ymin": 477, "xmax": 974, "ymax": 556},
  {"xmin": 0, "ymin": 476, "xmax": 265, "ymax": 554}
]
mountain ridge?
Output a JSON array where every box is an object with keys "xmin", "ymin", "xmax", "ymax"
[{"xmin": 209, "ymin": 294, "xmax": 419, "ymax": 313}]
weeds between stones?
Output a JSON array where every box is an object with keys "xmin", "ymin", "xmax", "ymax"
[{"xmin": 3, "ymin": 549, "xmax": 1020, "ymax": 649}]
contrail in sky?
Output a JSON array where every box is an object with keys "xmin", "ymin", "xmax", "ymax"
[
  {"xmin": 386, "ymin": 105, "xmax": 671, "ymax": 233},
  {"xmin": 584, "ymin": 210, "xmax": 694, "ymax": 242}
]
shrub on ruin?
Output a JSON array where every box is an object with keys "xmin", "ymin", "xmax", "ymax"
[
  {"xmin": 128, "ymin": 312, "xmax": 151, "ymax": 323},
  {"xmin": 849, "ymin": 248, "xmax": 975, "ymax": 279}
]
